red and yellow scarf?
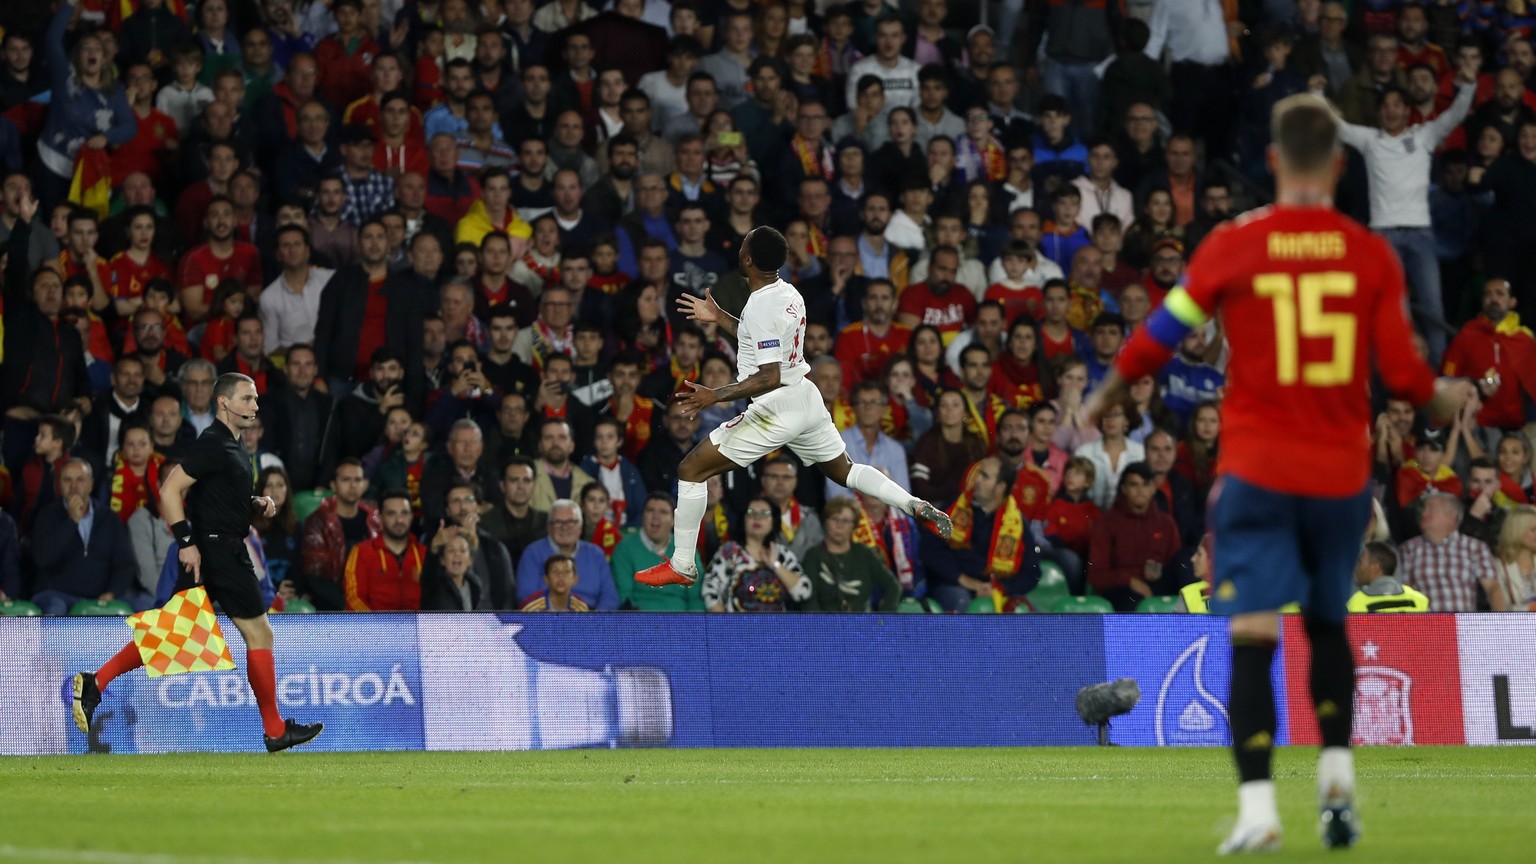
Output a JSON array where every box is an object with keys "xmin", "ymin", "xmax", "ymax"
[
  {"xmin": 780, "ymin": 498, "xmax": 803, "ymax": 542},
  {"xmin": 520, "ymin": 251, "xmax": 560, "ymax": 289},
  {"xmin": 404, "ymin": 455, "xmax": 427, "ymax": 517},
  {"xmin": 807, "ymin": 223, "xmax": 828, "ymax": 258},
  {"xmin": 613, "ymin": 396, "xmax": 656, "ymax": 461},
  {"xmin": 591, "ymin": 517, "xmax": 621, "ymax": 558},
  {"xmin": 589, "ymin": 271, "xmax": 630, "ymax": 294},
  {"xmin": 670, "ymin": 356, "xmax": 701, "ymax": 395},
  {"xmin": 946, "ymin": 489, "xmax": 1026, "ymax": 580},
  {"xmin": 109, "ymin": 452, "xmax": 163, "ymax": 523},
  {"xmin": 830, "ymin": 397, "xmax": 855, "ymax": 431},
  {"xmin": 853, "ymin": 505, "xmax": 917, "ymax": 590},
  {"xmin": 531, "ymin": 318, "xmax": 574, "ymax": 375},
  {"xmin": 792, "ymin": 135, "xmax": 835, "ymax": 180},
  {"xmin": 962, "ymin": 391, "xmax": 1006, "ymax": 450},
  {"xmin": 706, "ymin": 503, "xmax": 731, "ymax": 550},
  {"xmin": 958, "ymin": 134, "xmax": 1007, "ymax": 182}
]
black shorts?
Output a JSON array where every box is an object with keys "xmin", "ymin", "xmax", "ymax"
[{"xmin": 175, "ymin": 535, "xmax": 267, "ymax": 620}]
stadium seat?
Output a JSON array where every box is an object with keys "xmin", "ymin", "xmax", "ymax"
[
  {"xmin": 965, "ymin": 597, "xmax": 996, "ymax": 614},
  {"xmin": 291, "ymin": 490, "xmax": 331, "ymax": 523},
  {"xmin": 1012, "ymin": 602, "xmax": 1031, "ymax": 613},
  {"xmin": 1135, "ymin": 596, "xmax": 1181, "ymax": 614},
  {"xmin": 69, "ymin": 599, "xmax": 134, "ymax": 617},
  {"xmin": 281, "ymin": 598, "xmax": 317, "ymax": 614},
  {"xmin": 1048, "ymin": 595, "xmax": 1114, "ymax": 614},
  {"xmin": 0, "ymin": 600, "xmax": 43, "ymax": 617},
  {"xmin": 1037, "ymin": 560, "xmax": 1067, "ymax": 591},
  {"xmin": 897, "ymin": 597, "xmax": 927, "ymax": 614}
]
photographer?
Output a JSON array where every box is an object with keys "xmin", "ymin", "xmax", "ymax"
[
  {"xmin": 424, "ymin": 339, "xmax": 500, "ymax": 444},
  {"xmin": 337, "ymin": 348, "xmax": 410, "ymax": 462}
]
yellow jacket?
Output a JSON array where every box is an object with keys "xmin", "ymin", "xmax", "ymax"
[{"xmin": 455, "ymin": 199, "xmax": 532, "ymax": 248}]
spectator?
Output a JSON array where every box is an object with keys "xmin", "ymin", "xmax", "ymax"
[
  {"xmin": 1334, "ymin": 58, "xmax": 1476, "ymax": 363},
  {"xmin": 124, "ymin": 452, "xmax": 177, "ymax": 610},
  {"xmin": 420, "ymin": 477, "xmax": 516, "ymax": 607},
  {"xmin": 519, "ymin": 554, "xmax": 592, "ymax": 611},
  {"xmin": 343, "ymin": 489, "xmax": 426, "ymax": 611},
  {"xmin": 1020, "ymin": 401, "xmax": 1070, "ymax": 494},
  {"xmin": 216, "ymin": 314, "xmax": 286, "ymax": 397},
  {"xmin": 1145, "ymin": 430, "xmax": 1205, "ymax": 550},
  {"xmin": 260, "ymin": 226, "xmax": 334, "ymax": 357},
  {"xmin": 577, "ymin": 481, "xmax": 622, "ymax": 558},
  {"xmin": 253, "ymin": 466, "xmax": 302, "ymax": 595},
  {"xmin": 1083, "ymin": 311, "xmax": 1126, "ymax": 392},
  {"xmin": 1461, "ymin": 457, "xmax": 1508, "ymax": 550},
  {"xmin": 177, "ymin": 360, "xmax": 219, "ymax": 435},
  {"xmin": 612, "ymin": 491, "xmax": 706, "ymax": 610},
  {"xmin": 515, "ymin": 498, "xmax": 620, "ymax": 609},
  {"xmin": 918, "ymin": 455, "xmax": 1037, "ymax": 611},
  {"xmin": 421, "ymin": 532, "xmax": 489, "ymax": 610},
  {"xmin": 580, "ymin": 417, "xmax": 647, "ymax": 528},
  {"xmin": 1443, "ymin": 278, "xmax": 1536, "ymax": 431},
  {"xmin": 1497, "ymin": 434, "xmax": 1534, "ymax": 502},
  {"xmin": 418, "ymin": 417, "xmax": 496, "ymax": 529},
  {"xmin": 425, "ymin": 339, "xmax": 501, "ymax": 444},
  {"xmin": 34, "ymin": 3, "xmax": 135, "ymax": 210},
  {"xmin": 531, "ymin": 418, "xmax": 596, "ymax": 512},
  {"xmin": 261, "ymin": 345, "xmax": 338, "ymax": 494},
  {"xmin": 480, "ymin": 457, "xmax": 548, "ymax": 564},
  {"xmin": 1162, "ymin": 328, "xmax": 1225, "ymax": 429},
  {"xmin": 802, "ymin": 496, "xmax": 902, "ymax": 612},
  {"xmin": 315, "ymin": 0, "xmax": 379, "ymax": 110},
  {"xmin": 757, "ymin": 454, "xmax": 823, "ymax": 562},
  {"xmin": 106, "ymin": 423, "xmax": 163, "ymax": 525},
  {"xmin": 177, "ymin": 197, "xmax": 263, "ymax": 322},
  {"xmin": 313, "ymin": 226, "xmax": 428, "ymax": 401},
  {"xmin": 638, "ymin": 400, "xmax": 701, "ymax": 496},
  {"xmin": 701, "ymin": 494, "xmax": 809, "ymax": 612},
  {"xmin": 1087, "ymin": 461, "xmax": 1185, "ymax": 611},
  {"xmin": 1347, "ymin": 541, "xmax": 1430, "ymax": 613},
  {"xmin": 1295, "ymin": 3, "xmax": 1362, "ymax": 97},
  {"xmin": 1400, "ymin": 493, "xmax": 1506, "ymax": 611},
  {"xmin": 15, "ymin": 415, "xmax": 74, "ymax": 534},
  {"xmin": 1493, "ymin": 505, "xmax": 1536, "ymax": 609},
  {"xmin": 827, "ymin": 382, "xmax": 910, "ymax": 501},
  {"xmin": 909, "ymin": 384, "xmax": 983, "ymax": 504},
  {"xmin": 1042, "ymin": 456, "xmax": 1100, "ymax": 586},
  {"xmin": 1395, "ymin": 432, "xmax": 1462, "ymax": 513},
  {"xmin": 1175, "ymin": 400, "xmax": 1222, "ymax": 498},
  {"xmin": 29, "ymin": 460, "xmax": 136, "ymax": 616},
  {"xmin": 300, "ymin": 459, "xmax": 382, "ymax": 610},
  {"xmin": 1075, "ymin": 395, "xmax": 1146, "ymax": 511}
]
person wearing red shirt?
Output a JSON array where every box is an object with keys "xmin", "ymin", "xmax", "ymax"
[
  {"xmin": 343, "ymin": 53, "xmax": 425, "ymax": 140},
  {"xmin": 343, "ymin": 490, "xmax": 426, "ymax": 611},
  {"xmin": 990, "ymin": 317, "xmax": 1047, "ymax": 410},
  {"xmin": 1442, "ymin": 277, "xmax": 1536, "ymax": 431},
  {"xmin": 371, "ymin": 90, "xmax": 430, "ymax": 180},
  {"xmin": 111, "ymin": 63, "xmax": 180, "ymax": 186},
  {"xmin": 1139, "ymin": 236, "xmax": 1182, "ymax": 309},
  {"xmin": 1042, "ymin": 456, "xmax": 1100, "ymax": 559},
  {"xmin": 174, "ymin": 141, "xmax": 239, "ymax": 245},
  {"xmin": 834, "ymin": 278, "xmax": 910, "ymax": 387},
  {"xmin": 605, "ymin": 353, "xmax": 660, "ymax": 463},
  {"xmin": 312, "ymin": 219, "xmax": 426, "ymax": 403},
  {"xmin": 1090, "ymin": 95, "xmax": 1473, "ymax": 852},
  {"xmin": 1394, "ymin": 433, "xmax": 1463, "ymax": 508},
  {"xmin": 895, "ymin": 245, "xmax": 975, "ymax": 344},
  {"xmin": 107, "ymin": 206, "xmax": 170, "ymax": 318},
  {"xmin": 313, "ymin": 0, "xmax": 379, "ymax": 113},
  {"xmin": 1395, "ymin": 4, "xmax": 1449, "ymax": 79},
  {"xmin": 1085, "ymin": 462, "xmax": 1182, "ymax": 609},
  {"xmin": 1038, "ymin": 279, "xmax": 1089, "ymax": 360},
  {"xmin": 177, "ymin": 196, "xmax": 262, "ymax": 322}
]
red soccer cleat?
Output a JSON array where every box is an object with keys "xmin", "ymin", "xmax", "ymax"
[{"xmin": 636, "ymin": 561, "xmax": 696, "ymax": 587}]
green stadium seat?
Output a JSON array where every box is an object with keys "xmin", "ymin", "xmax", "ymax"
[
  {"xmin": 1037, "ymin": 560, "xmax": 1067, "ymax": 591},
  {"xmin": 281, "ymin": 598, "xmax": 317, "ymax": 614},
  {"xmin": 1048, "ymin": 595, "xmax": 1115, "ymax": 614},
  {"xmin": 0, "ymin": 600, "xmax": 43, "ymax": 617},
  {"xmin": 1012, "ymin": 602, "xmax": 1031, "ymax": 613},
  {"xmin": 897, "ymin": 597, "xmax": 927, "ymax": 614},
  {"xmin": 1136, "ymin": 596, "xmax": 1181, "ymax": 614},
  {"xmin": 919, "ymin": 597, "xmax": 945, "ymax": 613},
  {"xmin": 291, "ymin": 490, "xmax": 332, "ymax": 523},
  {"xmin": 965, "ymin": 597, "xmax": 996, "ymax": 614},
  {"xmin": 69, "ymin": 599, "xmax": 134, "ymax": 617}
]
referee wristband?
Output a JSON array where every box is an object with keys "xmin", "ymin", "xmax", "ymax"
[{"xmin": 172, "ymin": 521, "xmax": 195, "ymax": 550}]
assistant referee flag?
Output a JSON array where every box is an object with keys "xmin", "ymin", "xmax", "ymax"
[{"xmin": 125, "ymin": 587, "xmax": 238, "ymax": 678}]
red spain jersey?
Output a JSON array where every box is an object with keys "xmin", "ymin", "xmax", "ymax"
[
  {"xmin": 178, "ymin": 242, "xmax": 263, "ymax": 311},
  {"xmin": 108, "ymin": 251, "xmax": 169, "ymax": 301},
  {"xmin": 1118, "ymin": 205, "xmax": 1437, "ymax": 496}
]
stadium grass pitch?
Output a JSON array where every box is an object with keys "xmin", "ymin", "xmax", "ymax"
[{"xmin": 0, "ymin": 747, "xmax": 1529, "ymax": 864}]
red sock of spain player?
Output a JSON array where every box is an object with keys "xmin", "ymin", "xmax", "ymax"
[
  {"xmin": 95, "ymin": 641, "xmax": 145, "ymax": 692},
  {"xmin": 247, "ymin": 649, "xmax": 286, "ymax": 738}
]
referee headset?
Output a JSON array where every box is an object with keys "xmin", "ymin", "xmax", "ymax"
[{"xmin": 216, "ymin": 375, "xmax": 260, "ymax": 426}]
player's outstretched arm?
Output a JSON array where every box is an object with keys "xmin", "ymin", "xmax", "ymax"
[
  {"xmin": 674, "ymin": 364, "xmax": 781, "ymax": 420},
  {"xmin": 1084, "ymin": 370, "xmax": 1130, "ymax": 426},
  {"xmin": 678, "ymin": 289, "xmax": 738, "ymax": 338},
  {"xmin": 1424, "ymin": 377, "xmax": 1479, "ymax": 426}
]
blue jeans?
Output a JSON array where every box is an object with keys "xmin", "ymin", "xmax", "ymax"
[
  {"xmin": 928, "ymin": 583, "xmax": 975, "ymax": 612},
  {"xmin": 31, "ymin": 589, "xmax": 89, "ymax": 616},
  {"xmin": 1383, "ymin": 227, "xmax": 1449, "ymax": 365},
  {"xmin": 1040, "ymin": 57, "xmax": 1103, "ymax": 137}
]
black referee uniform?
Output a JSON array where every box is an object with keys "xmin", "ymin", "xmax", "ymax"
[{"xmin": 176, "ymin": 421, "xmax": 268, "ymax": 619}]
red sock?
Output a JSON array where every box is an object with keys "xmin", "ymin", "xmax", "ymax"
[
  {"xmin": 95, "ymin": 641, "xmax": 145, "ymax": 692},
  {"xmin": 246, "ymin": 649, "xmax": 286, "ymax": 738}
]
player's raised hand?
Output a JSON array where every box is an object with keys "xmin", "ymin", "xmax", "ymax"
[
  {"xmin": 674, "ymin": 379, "xmax": 718, "ymax": 419},
  {"xmin": 1427, "ymin": 377, "xmax": 1479, "ymax": 425},
  {"xmin": 1083, "ymin": 371, "xmax": 1127, "ymax": 426},
  {"xmin": 254, "ymin": 496, "xmax": 278, "ymax": 518},
  {"xmin": 677, "ymin": 289, "xmax": 721, "ymax": 324}
]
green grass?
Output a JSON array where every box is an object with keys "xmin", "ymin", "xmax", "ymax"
[{"xmin": 0, "ymin": 748, "xmax": 1530, "ymax": 863}]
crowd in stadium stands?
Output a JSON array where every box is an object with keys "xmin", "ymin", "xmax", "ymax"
[{"xmin": 1, "ymin": 0, "xmax": 1536, "ymax": 616}]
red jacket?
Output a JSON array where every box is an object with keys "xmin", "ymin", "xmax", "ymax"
[
  {"xmin": 1442, "ymin": 314, "xmax": 1536, "ymax": 430},
  {"xmin": 1043, "ymin": 493, "xmax": 1100, "ymax": 557},
  {"xmin": 344, "ymin": 534, "xmax": 426, "ymax": 611},
  {"xmin": 314, "ymin": 33, "xmax": 379, "ymax": 113},
  {"xmin": 302, "ymin": 497, "xmax": 382, "ymax": 599},
  {"xmin": 1087, "ymin": 499, "xmax": 1182, "ymax": 591}
]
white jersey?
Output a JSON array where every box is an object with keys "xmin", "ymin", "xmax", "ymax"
[{"xmin": 734, "ymin": 279, "xmax": 810, "ymax": 393}]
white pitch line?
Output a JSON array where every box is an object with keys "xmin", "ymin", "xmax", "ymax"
[{"xmin": 0, "ymin": 846, "xmax": 440, "ymax": 864}]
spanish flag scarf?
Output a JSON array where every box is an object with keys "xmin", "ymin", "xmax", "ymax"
[
  {"xmin": 792, "ymin": 135, "xmax": 835, "ymax": 180},
  {"xmin": 780, "ymin": 498, "xmax": 803, "ymax": 542},
  {"xmin": 853, "ymin": 505, "xmax": 918, "ymax": 589},
  {"xmin": 591, "ymin": 517, "xmax": 621, "ymax": 558},
  {"xmin": 521, "ymin": 250, "xmax": 560, "ymax": 289},
  {"xmin": 109, "ymin": 452, "xmax": 164, "ymax": 523},
  {"xmin": 945, "ymin": 487, "xmax": 1026, "ymax": 580}
]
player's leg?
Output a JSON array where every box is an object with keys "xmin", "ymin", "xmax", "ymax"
[
  {"xmin": 1300, "ymin": 488, "xmax": 1374, "ymax": 849},
  {"xmin": 1210, "ymin": 478, "xmax": 1301, "ymax": 854},
  {"xmin": 815, "ymin": 452, "xmax": 951, "ymax": 538},
  {"xmin": 73, "ymin": 638, "xmax": 146, "ymax": 733},
  {"xmin": 636, "ymin": 435, "xmax": 742, "ymax": 586}
]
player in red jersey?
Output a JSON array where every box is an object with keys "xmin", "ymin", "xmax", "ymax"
[{"xmin": 1090, "ymin": 95, "xmax": 1476, "ymax": 855}]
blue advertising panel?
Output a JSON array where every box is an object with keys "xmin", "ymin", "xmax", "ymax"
[
  {"xmin": 0, "ymin": 616, "xmax": 424, "ymax": 755},
  {"xmin": 1101, "ymin": 616, "xmax": 1291, "ymax": 747}
]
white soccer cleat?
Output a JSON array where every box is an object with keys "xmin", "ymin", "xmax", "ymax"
[{"xmin": 1217, "ymin": 820, "xmax": 1283, "ymax": 855}]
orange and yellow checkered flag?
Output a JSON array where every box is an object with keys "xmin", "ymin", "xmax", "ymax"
[{"xmin": 125, "ymin": 587, "xmax": 237, "ymax": 678}]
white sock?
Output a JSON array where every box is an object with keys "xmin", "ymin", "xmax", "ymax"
[
  {"xmin": 845, "ymin": 463, "xmax": 916, "ymax": 514},
  {"xmin": 1237, "ymin": 780, "xmax": 1278, "ymax": 825},
  {"xmin": 668, "ymin": 480, "xmax": 708, "ymax": 575},
  {"xmin": 1318, "ymin": 747, "xmax": 1355, "ymax": 803}
]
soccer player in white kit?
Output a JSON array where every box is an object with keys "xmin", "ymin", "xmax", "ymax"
[{"xmin": 637, "ymin": 227, "xmax": 952, "ymax": 588}]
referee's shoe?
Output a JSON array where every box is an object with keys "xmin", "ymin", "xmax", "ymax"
[
  {"xmin": 265, "ymin": 719, "xmax": 325, "ymax": 753},
  {"xmin": 72, "ymin": 672, "xmax": 101, "ymax": 734}
]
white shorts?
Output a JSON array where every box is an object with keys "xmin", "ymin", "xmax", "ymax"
[{"xmin": 708, "ymin": 378, "xmax": 847, "ymax": 468}]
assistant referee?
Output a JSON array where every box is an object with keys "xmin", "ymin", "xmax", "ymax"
[{"xmin": 72, "ymin": 373, "xmax": 323, "ymax": 753}]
